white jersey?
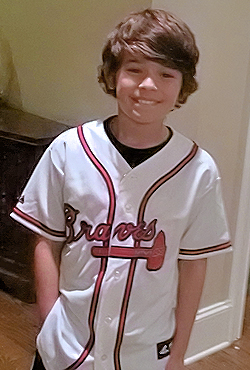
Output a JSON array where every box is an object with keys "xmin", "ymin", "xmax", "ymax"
[{"xmin": 11, "ymin": 119, "xmax": 231, "ymax": 370}]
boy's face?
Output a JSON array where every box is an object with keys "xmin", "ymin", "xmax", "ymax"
[{"xmin": 115, "ymin": 51, "xmax": 182, "ymax": 127}]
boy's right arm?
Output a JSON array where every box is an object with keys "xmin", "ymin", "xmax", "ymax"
[{"xmin": 34, "ymin": 235, "xmax": 64, "ymax": 324}]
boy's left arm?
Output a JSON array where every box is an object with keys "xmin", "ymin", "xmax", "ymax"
[{"xmin": 165, "ymin": 258, "xmax": 207, "ymax": 370}]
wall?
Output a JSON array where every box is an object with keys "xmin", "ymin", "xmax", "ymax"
[{"xmin": 0, "ymin": 0, "xmax": 151, "ymax": 125}]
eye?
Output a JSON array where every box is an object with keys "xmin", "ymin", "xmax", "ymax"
[
  {"xmin": 161, "ymin": 72, "xmax": 174, "ymax": 79},
  {"xmin": 127, "ymin": 68, "xmax": 141, "ymax": 74}
]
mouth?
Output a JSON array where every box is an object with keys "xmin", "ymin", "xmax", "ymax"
[{"xmin": 132, "ymin": 98, "xmax": 159, "ymax": 106}]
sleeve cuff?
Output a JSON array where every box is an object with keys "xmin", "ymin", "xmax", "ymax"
[
  {"xmin": 10, "ymin": 207, "xmax": 66, "ymax": 242},
  {"xmin": 178, "ymin": 241, "xmax": 232, "ymax": 260}
]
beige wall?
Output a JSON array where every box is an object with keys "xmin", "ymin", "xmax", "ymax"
[{"xmin": 0, "ymin": 0, "xmax": 151, "ymax": 124}]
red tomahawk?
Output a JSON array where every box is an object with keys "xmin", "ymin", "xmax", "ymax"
[{"xmin": 91, "ymin": 230, "xmax": 166, "ymax": 271}]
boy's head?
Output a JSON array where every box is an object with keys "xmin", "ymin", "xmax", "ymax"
[{"xmin": 98, "ymin": 8, "xmax": 199, "ymax": 108}]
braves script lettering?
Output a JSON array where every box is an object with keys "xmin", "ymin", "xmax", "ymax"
[
  {"xmin": 65, "ymin": 203, "xmax": 157, "ymax": 244},
  {"xmin": 64, "ymin": 203, "xmax": 166, "ymax": 271}
]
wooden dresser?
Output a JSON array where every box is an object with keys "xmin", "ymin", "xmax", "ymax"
[{"xmin": 0, "ymin": 103, "xmax": 69, "ymax": 302}]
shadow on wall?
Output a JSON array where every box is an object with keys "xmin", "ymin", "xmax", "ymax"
[{"xmin": 0, "ymin": 28, "xmax": 22, "ymax": 109}]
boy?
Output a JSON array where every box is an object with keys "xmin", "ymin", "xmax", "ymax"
[{"xmin": 11, "ymin": 8, "xmax": 231, "ymax": 370}]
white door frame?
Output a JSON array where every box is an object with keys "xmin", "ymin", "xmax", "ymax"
[{"xmin": 228, "ymin": 116, "xmax": 250, "ymax": 340}]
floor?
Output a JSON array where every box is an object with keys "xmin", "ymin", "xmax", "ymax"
[
  {"xmin": 0, "ymin": 290, "xmax": 39, "ymax": 370},
  {"xmin": 0, "ymin": 289, "xmax": 249, "ymax": 369}
]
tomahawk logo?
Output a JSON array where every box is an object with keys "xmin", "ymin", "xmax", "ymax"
[{"xmin": 64, "ymin": 203, "xmax": 166, "ymax": 271}]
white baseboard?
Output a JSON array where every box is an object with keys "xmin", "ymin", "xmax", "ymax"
[{"xmin": 184, "ymin": 341, "xmax": 231, "ymax": 365}]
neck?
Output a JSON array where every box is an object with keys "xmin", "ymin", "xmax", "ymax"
[{"xmin": 110, "ymin": 115, "xmax": 169, "ymax": 149}]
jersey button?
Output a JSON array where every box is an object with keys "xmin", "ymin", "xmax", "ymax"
[
  {"xmin": 114, "ymin": 270, "xmax": 120, "ymax": 280},
  {"xmin": 101, "ymin": 355, "xmax": 107, "ymax": 361},
  {"xmin": 125, "ymin": 204, "xmax": 132, "ymax": 212},
  {"xmin": 105, "ymin": 316, "xmax": 112, "ymax": 324}
]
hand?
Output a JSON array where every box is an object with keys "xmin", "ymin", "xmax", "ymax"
[{"xmin": 165, "ymin": 356, "xmax": 186, "ymax": 370}]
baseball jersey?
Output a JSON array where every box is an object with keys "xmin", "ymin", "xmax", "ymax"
[{"xmin": 11, "ymin": 118, "xmax": 231, "ymax": 370}]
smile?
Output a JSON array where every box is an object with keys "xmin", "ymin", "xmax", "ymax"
[{"xmin": 133, "ymin": 99, "xmax": 158, "ymax": 106}]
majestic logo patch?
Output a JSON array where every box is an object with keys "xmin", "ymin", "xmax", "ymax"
[
  {"xmin": 64, "ymin": 203, "xmax": 166, "ymax": 271},
  {"xmin": 157, "ymin": 338, "xmax": 173, "ymax": 359},
  {"xmin": 19, "ymin": 195, "xmax": 25, "ymax": 204}
]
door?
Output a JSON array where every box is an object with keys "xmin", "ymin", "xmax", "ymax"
[{"xmin": 152, "ymin": 0, "xmax": 250, "ymax": 364}]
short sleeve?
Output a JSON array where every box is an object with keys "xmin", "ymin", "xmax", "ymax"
[
  {"xmin": 10, "ymin": 135, "xmax": 67, "ymax": 241},
  {"xmin": 179, "ymin": 161, "xmax": 231, "ymax": 260}
]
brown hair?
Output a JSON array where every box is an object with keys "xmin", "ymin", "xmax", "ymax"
[{"xmin": 98, "ymin": 8, "xmax": 199, "ymax": 108}]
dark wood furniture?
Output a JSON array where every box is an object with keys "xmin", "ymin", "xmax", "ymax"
[{"xmin": 0, "ymin": 103, "xmax": 69, "ymax": 302}]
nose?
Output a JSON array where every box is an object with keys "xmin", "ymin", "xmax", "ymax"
[{"xmin": 139, "ymin": 76, "xmax": 157, "ymax": 90}]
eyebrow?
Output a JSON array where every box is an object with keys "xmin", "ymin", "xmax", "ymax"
[{"xmin": 125, "ymin": 57, "xmax": 143, "ymax": 64}]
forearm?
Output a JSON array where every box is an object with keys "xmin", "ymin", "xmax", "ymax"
[
  {"xmin": 170, "ymin": 258, "xmax": 207, "ymax": 362},
  {"xmin": 34, "ymin": 236, "xmax": 63, "ymax": 323}
]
